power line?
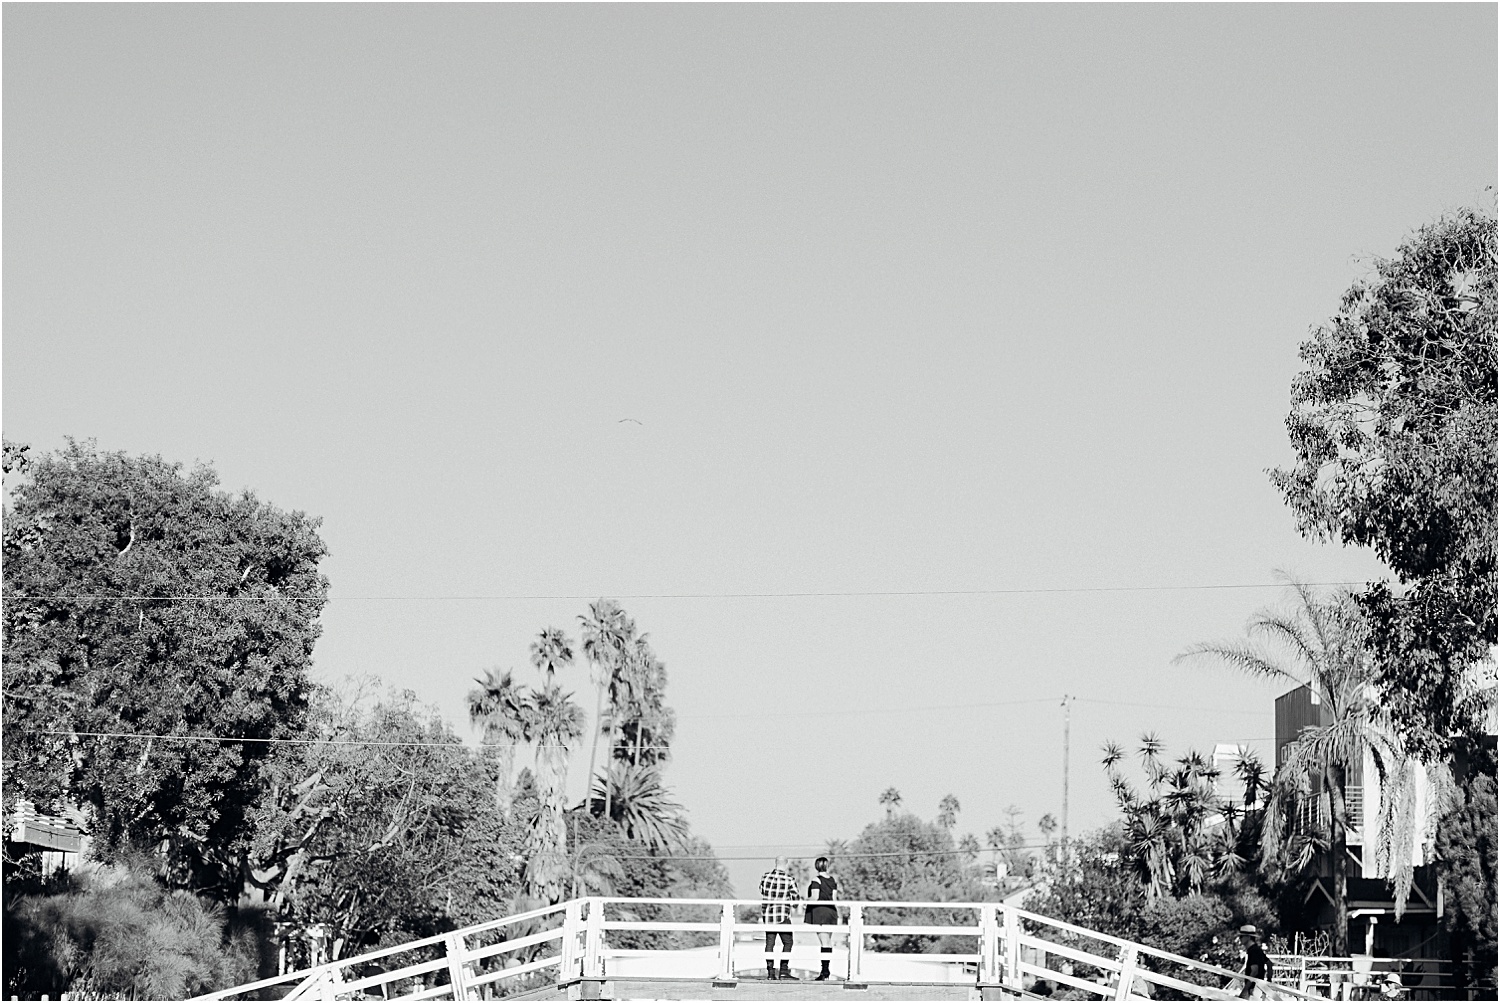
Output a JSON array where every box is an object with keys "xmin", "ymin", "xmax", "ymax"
[
  {"xmin": 608, "ymin": 845, "xmax": 1054, "ymax": 862},
  {"xmin": 4, "ymin": 581, "xmax": 1367, "ymax": 602},
  {"xmin": 21, "ymin": 692, "xmax": 1283, "ymax": 747},
  {"xmin": 22, "ymin": 729, "xmax": 649, "ymax": 750},
  {"xmin": 686, "ymin": 697, "xmax": 1056, "ymax": 720},
  {"xmin": 1073, "ymin": 697, "xmax": 1270, "ymax": 717}
]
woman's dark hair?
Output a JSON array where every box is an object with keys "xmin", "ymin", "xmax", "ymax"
[{"xmin": 814, "ymin": 856, "xmax": 829, "ymax": 871}]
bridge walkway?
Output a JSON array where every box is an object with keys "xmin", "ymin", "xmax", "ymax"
[{"xmin": 193, "ymin": 897, "xmax": 1314, "ymax": 1001}]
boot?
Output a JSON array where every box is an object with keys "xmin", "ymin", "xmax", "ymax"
[
  {"xmin": 816, "ymin": 959, "xmax": 831, "ymax": 981},
  {"xmin": 779, "ymin": 961, "xmax": 798, "ymax": 981},
  {"xmin": 766, "ymin": 961, "xmax": 778, "ymax": 980}
]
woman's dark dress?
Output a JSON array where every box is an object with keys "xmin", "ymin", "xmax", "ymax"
[{"xmin": 805, "ymin": 874, "xmax": 838, "ymax": 925}]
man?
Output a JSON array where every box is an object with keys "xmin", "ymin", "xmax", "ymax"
[
  {"xmin": 1236, "ymin": 925, "xmax": 1273, "ymax": 1000},
  {"xmin": 758, "ymin": 856, "xmax": 799, "ymax": 980}
]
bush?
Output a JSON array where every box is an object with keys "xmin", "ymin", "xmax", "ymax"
[{"xmin": 4, "ymin": 866, "xmax": 259, "ymax": 1000}]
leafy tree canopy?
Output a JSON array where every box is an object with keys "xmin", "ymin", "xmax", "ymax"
[
  {"xmin": 2, "ymin": 440, "xmax": 329, "ymax": 900},
  {"xmin": 249, "ymin": 681, "xmax": 525, "ymax": 965},
  {"xmin": 828, "ymin": 800, "xmax": 990, "ymax": 954},
  {"xmin": 1269, "ymin": 209, "xmax": 1497, "ymax": 756}
]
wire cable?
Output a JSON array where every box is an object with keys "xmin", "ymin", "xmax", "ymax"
[{"xmin": 3, "ymin": 581, "xmax": 1369, "ymax": 602}]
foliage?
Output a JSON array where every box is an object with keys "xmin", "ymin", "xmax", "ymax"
[
  {"xmin": 1026, "ymin": 828, "xmax": 1277, "ymax": 990},
  {"xmin": 2, "ymin": 440, "xmax": 329, "ymax": 901},
  {"xmin": 522, "ymin": 682, "xmax": 587, "ymax": 904},
  {"xmin": 3, "ymin": 864, "xmax": 261, "ymax": 1001},
  {"xmin": 611, "ymin": 633, "xmax": 676, "ymax": 768},
  {"xmin": 1435, "ymin": 748, "xmax": 1497, "ymax": 994},
  {"xmin": 1025, "ymin": 828, "xmax": 1145, "ymax": 943},
  {"xmin": 467, "ymin": 667, "xmax": 530, "ymax": 817},
  {"xmin": 1269, "ymin": 209, "xmax": 1497, "ymax": 757},
  {"xmin": 578, "ymin": 599, "xmax": 632, "ymax": 818},
  {"xmin": 588, "ymin": 763, "xmax": 690, "ymax": 851},
  {"xmin": 1176, "ymin": 581, "xmax": 1453, "ymax": 951},
  {"xmin": 830, "ymin": 797, "xmax": 992, "ymax": 954},
  {"xmin": 248, "ymin": 682, "xmax": 525, "ymax": 964},
  {"xmin": 1100, "ymin": 736, "xmax": 1267, "ymax": 902},
  {"xmin": 563, "ymin": 811, "xmax": 729, "ymax": 951},
  {"xmin": 936, "ymin": 794, "xmax": 961, "ymax": 830},
  {"xmin": 984, "ymin": 805, "xmax": 1036, "ymax": 883}
]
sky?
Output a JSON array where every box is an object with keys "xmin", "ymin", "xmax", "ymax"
[{"xmin": 4, "ymin": 4, "xmax": 1495, "ymax": 896}]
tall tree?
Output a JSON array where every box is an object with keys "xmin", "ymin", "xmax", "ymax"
[
  {"xmin": 1269, "ymin": 208, "xmax": 1497, "ymax": 758},
  {"xmin": 529, "ymin": 627, "xmax": 574, "ymax": 685},
  {"xmin": 2, "ymin": 440, "xmax": 328, "ymax": 901},
  {"xmin": 611, "ymin": 634, "xmax": 676, "ymax": 768},
  {"xmin": 578, "ymin": 600, "xmax": 630, "ymax": 818},
  {"xmin": 522, "ymin": 683, "xmax": 586, "ymax": 904},
  {"xmin": 1176, "ymin": 582, "xmax": 1448, "ymax": 953},
  {"xmin": 936, "ymin": 794, "xmax": 961, "ymax": 830},
  {"xmin": 466, "ymin": 668, "xmax": 531, "ymax": 817}
]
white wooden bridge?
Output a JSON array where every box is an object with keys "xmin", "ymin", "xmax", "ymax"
[{"xmin": 195, "ymin": 897, "xmax": 1313, "ymax": 1001}]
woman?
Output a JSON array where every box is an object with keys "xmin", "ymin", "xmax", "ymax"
[{"xmin": 804, "ymin": 856, "xmax": 839, "ymax": 981}]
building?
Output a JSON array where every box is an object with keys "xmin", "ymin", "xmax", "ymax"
[
  {"xmin": 7, "ymin": 801, "xmax": 88, "ymax": 876},
  {"xmin": 1273, "ymin": 686, "xmax": 1442, "ymax": 960}
]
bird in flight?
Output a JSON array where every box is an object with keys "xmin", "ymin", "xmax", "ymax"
[{"xmin": 618, "ymin": 418, "xmax": 642, "ymax": 425}]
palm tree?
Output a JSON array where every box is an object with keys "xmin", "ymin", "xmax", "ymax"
[
  {"xmin": 579, "ymin": 599, "xmax": 630, "ymax": 818},
  {"xmin": 617, "ymin": 634, "xmax": 672, "ymax": 767},
  {"xmin": 523, "ymin": 683, "xmax": 586, "ymax": 904},
  {"xmin": 879, "ymin": 787, "xmax": 903, "ymax": 817},
  {"xmin": 1175, "ymin": 580, "xmax": 1445, "ymax": 954},
  {"xmin": 937, "ymin": 794, "xmax": 961, "ymax": 830},
  {"xmin": 1102, "ymin": 735, "xmax": 1254, "ymax": 902},
  {"xmin": 530, "ymin": 627, "xmax": 574, "ymax": 684},
  {"xmin": 568, "ymin": 835, "xmax": 627, "ymax": 898},
  {"xmin": 589, "ymin": 762, "xmax": 690, "ymax": 851},
  {"xmin": 467, "ymin": 668, "xmax": 530, "ymax": 817}
]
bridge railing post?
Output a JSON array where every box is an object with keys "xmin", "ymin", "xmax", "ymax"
[
  {"xmin": 560, "ymin": 900, "xmax": 583, "ymax": 978},
  {"xmin": 583, "ymin": 897, "xmax": 606, "ymax": 979},
  {"xmin": 979, "ymin": 904, "xmax": 999, "ymax": 984},
  {"xmin": 1114, "ymin": 945, "xmax": 1138, "ymax": 1001},
  {"xmin": 846, "ymin": 904, "xmax": 864, "ymax": 982},
  {"xmin": 443, "ymin": 931, "xmax": 471, "ymax": 1001},
  {"xmin": 1002, "ymin": 905, "xmax": 1022, "ymax": 989},
  {"xmin": 717, "ymin": 902, "xmax": 736, "ymax": 980}
]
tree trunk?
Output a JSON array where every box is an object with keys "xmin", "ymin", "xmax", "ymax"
[
  {"xmin": 495, "ymin": 742, "xmax": 516, "ymax": 817},
  {"xmin": 527, "ymin": 746, "xmax": 570, "ymax": 904},
  {"xmin": 1329, "ymin": 764, "xmax": 1350, "ymax": 956},
  {"xmin": 584, "ymin": 671, "xmax": 605, "ymax": 816},
  {"xmin": 602, "ymin": 696, "xmax": 616, "ymax": 822}
]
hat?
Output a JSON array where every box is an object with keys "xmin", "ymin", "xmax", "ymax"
[{"xmin": 1238, "ymin": 925, "xmax": 1260, "ymax": 935}]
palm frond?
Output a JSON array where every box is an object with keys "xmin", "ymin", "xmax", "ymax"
[
  {"xmin": 1173, "ymin": 640, "xmax": 1304, "ymax": 685},
  {"xmin": 1100, "ymin": 740, "xmax": 1125, "ymax": 769}
]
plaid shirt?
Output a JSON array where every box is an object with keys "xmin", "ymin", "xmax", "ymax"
[{"xmin": 758, "ymin": 868, "xmax": 798, "ymax": 923}]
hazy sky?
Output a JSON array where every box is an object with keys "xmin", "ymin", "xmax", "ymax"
[{"xmin": 5, "ymin": 4, "xmax": 1495, "ymax": 895}]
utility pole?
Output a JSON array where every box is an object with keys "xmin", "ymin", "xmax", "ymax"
[{"xmin": 1060, "ymin": 694, "xmax": 1073, "ymax": 862}]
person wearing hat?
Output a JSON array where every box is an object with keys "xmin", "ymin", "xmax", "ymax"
[{"xmin": 1236, "ymin": 925, "xmax": 1273, "ymax": 999}]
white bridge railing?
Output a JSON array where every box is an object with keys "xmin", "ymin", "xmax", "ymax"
[{"xmin": 194, "ymin": 896, "xmax": 1317, "ymax": 1001}]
